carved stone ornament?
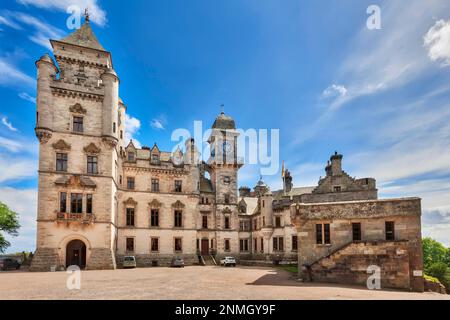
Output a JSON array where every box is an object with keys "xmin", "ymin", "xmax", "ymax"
[
  {"xmin": 172, "ymin": 200, "xmax": 185, "ymax": 209},
  {"xmin": 69, "ymin": 103, "xmax": 87, "ymax": 114},
  {"xmin": 83, "ymin": 142, "xmax": 101, "ymax": 154},
  {"xmin": 222, "ymin": 207, "xmax": 232, "ymax": 214},
  {"xmin": 148, "ymin": 199, "xmax": 162, "ymax": 208},
  {"xmin": 123, "ymin": 197, "xmax": 138, "ymax": 206},
  {"xmin": 35, "ymin": 128, "xmax": 52, "ymax": 144},
  {"xmin": 52, "ymin": 139, "xmax": 71, "ymax": 150}
]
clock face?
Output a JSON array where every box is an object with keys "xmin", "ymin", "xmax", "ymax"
[{"xmin": 223, "ymin": 141, "xmax": 232, "ymax": 154}]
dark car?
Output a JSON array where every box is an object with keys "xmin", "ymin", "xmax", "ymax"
[
  {"xmin": 170, "ymin": 257, "xmax": 185, "ymax": 268},
  {"xmin": 0, "ymin": 258, "xmax": 21, "ymax": 271}
]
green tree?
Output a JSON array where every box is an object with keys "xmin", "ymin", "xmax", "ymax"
[
  {"xmin": 422, "ymin": 237, "xmax": 447, "ymax": 270},
  {"xmin": 0, "ymin": 202, "xmax": 20, "ymax": 253}
]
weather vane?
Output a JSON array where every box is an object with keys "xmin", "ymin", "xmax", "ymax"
[
  {"xmin": 220, "ymin": 104, "xmax": 224, "ymax": 114},
  {"xmin": 84, "ymin": 8, "xmax": 90, "ymax": 22}
]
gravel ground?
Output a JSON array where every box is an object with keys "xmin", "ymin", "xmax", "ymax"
[{"xmin": 0, "ymin": 266, "xmax": 448, "ymax": 300}]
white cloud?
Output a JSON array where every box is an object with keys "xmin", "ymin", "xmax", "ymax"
[
  {"xmin": 1, "ymin": 117, "xmax": 18, "ymax": 132},
  {"xmin": 0, "ymin": 15, "xmax": 22, "ymax": 30},
  {"xmin": 150, "ymin": 116, "xmax": 166, "ymax": 131},
  {"xmin": 17, "ymin": 0, "xmax": 107, "ymax": 26},
  {"xmin": 0, "ymin": 187, "xmax": 37, "ymax": 253},
  {"xmin": 0, "ymin": 154, "xmax": 37, "ymax": 183},
  {"xmin": 124, "ymin": 113, "xmax": 142, "ymax": 148},
  {"xmin": 322, "ymin": 84, "xmax": 347, "ymax": 98},
  {"xmin": 0, "ymin": 58, "xmax": 35, "ymax": 88},
  {"xmin": 18, "ymin": 92, "xmax": 36, "ymax": 104},
  {"xmin": 0, "ymin": 136, "xmax": 24, "ymax": 152},
  {"xmin": 424, "ymin": 19, "xmax": 450, "ymax": 67}
]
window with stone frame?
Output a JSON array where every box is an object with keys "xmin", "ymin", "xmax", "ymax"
[
  {"xmin": 127, "ymin": 151, "xmax": 135, "ymax": 162},
  {"xmin": 224, "ymin": 194, "xmax": 230, "ymax": 204},
  {"xmin": 202, "ymin": 215, "xmax": 208, "ymax": 229},
  {"xmin": 174, "ymin": 180, "xmax": 182, "ymax": 192},
  {"xmin": 59, "ymin": 192, "xmax": 67, "ymax": 213},
  {"xmin": 272, "ymin": 237, "xmax": 284, "ymax": 251},
  {"xmin": 174, "ymin": 210, "xmax": 183, "ymax": 228},
  {"xmin": 174, "ymin": 237, "xmax": 182, "ymax": 252},
  {"xmin": 224, "ymin": 216, "xmax": 230, "ymax": 229},
  {"xmin": 151, "ymin": 179, "xmax": 159, "ymax": 192},
  {"xmin": 126, "ymin": 208, "xmax": 135, "ymax": 227},
  {"xmin": 151, "ymin": 237, "xmax": 159, "ymax": 252},
  {"xmin": 275, "ymin": 216, "xmax": 281, "ymax": 227},
  {"xmin": 223, "ymin": 176, "xmax": 231, "ymax": 184},
  {"xmin": 292, "ymin": 235, "xmax": 298, "ymax": 251},
  {"xmin": 333, "ymin": 186, "xmax": 342, "ymax": 192},
  {"xmin": 56, "ymin": 153, "xmax": 68, "ymax": 172},
  {"xmin": 150, "ymin": 209, "xmax": 159, "ymax": 227},
  {"xmin": 385, "ymin": 221, "xmax": 395, "ymax": 241},
  {"xmin": 224, "ymin": 239, "xmax": 230, "ymax": 252},
  {"xmin": 127, "ymin": 177, "xmax": 135, "ymax": 190},
  {"xmin": 352, "ymin": 222, "xmax": 362, "ymax": 241},
  {"xmin": 87, "ymin": 156, "xmax": 98, "ymax": 174},
  {"xmin": 239, "ymin": 239, "xmax": 249, "ymax": 252},
  {"xmin": 73, "ymin": 116, "xmax": 84, "ymax": 133},
  {"xmin": 86, "ymin": 194, "xmax": 93, "ymax": 214},
  {"xmin": 316, "ymin": 223, "xmax": 331, "ymax": 245},
  {"xmin": 254, "ymin": 238, "xmax": 257, "ymax": 252},
  {"xmin": 260, "ymin": 238, "xmax": 264, "ymax": 252},
  {"xmin": 126, "ymin": 238, "xmax": 134, "ymax": 252},
  {"xmin": 70, "ymin": 193, "xmax": 82, "ymax": 214}
]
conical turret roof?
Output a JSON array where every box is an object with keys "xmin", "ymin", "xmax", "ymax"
[{"xmin": 58, "ymin": 20, "xmax": 106, "ymax": 51}]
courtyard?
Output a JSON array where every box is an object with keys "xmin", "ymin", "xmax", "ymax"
[{"xmin": 0, "ymin": 266, "xmax": 448, "ymax": 300}]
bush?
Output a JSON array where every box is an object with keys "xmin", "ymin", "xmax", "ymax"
[{"xmin": 427, "ymin": 262, "xmax": 450, "ymax": 293}]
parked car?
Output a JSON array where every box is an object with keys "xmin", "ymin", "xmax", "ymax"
[
  {"xmin": 220, "ymin": 256, "xmax": 236, "ymax": 267},
  {"xmin": 122, "ymin": 256, "xmax": 136, "ymax": 269},
  {"xmin": 0, "ymin": 258, "xmax": 21, "ymax": 271},
  {"xmin": 170, "ymin": 256, "xmax": 185, "ymax": 268}
]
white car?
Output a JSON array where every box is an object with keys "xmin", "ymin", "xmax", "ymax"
[{"xmin": 220, "ymin": 256, "xmax": 236, "ymax": 267}]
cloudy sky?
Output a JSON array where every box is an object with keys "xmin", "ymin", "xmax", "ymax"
[{"xmin": 1, "ymin": 0, "xmax": 450, "ymax": 252}]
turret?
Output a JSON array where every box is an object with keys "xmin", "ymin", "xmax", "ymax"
[
  {"xmin": 184, "ymin": 138, "xmax": 199, "ymax": 165},
  {"xmin": 330, "ymin": 151, "xmax": 343, "ymax": 175},
  {"xmin": 283, "ymin": 169, "xmax": 293, "ymax": 193},
  {"xmin": 260, "ymin": 189, "xmax": 274, "ymax": 228},
  {"xmin": 101, "ymin": 68, "xmax": 119, "ymax": 144},
  {"xmin": 35, "ymin": 53, "xmax": 58, "ymax": 143},
  {"xmin": 118, "ymin": 98, "xmax": 126, "ymax": 148}
]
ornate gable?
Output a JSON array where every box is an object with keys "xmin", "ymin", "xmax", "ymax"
[
  {"xmin": 83, "ymin": 142, "xmax": 101, "ymax": 154},
  {"xmin": 148, "ymin": 199, "xmax": 163, "ymax": 208},
  {"xmin": 172, "ymin": 200, "xmax": 185, "ymax": 209},
  {"xmin": 123, "ymin": 197, "xmax": 137, "ymax": 206},
  {"xmin": 69, "ymin": 103, "xmax": 87, "ymax": 115},
  {"xmin": 52, "ymin": 139, "xmax": 71, "ymax": 150}
]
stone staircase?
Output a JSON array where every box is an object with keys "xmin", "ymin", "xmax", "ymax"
[{"xmin": 202, "ymin": 255, "xmax": 217, "ymax": 266}]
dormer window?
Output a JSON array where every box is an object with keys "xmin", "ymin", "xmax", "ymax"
[
  {"xmin": 128, "ymin": 152, "xmax": 135, "ymax": 162},
  {"xmin": 151, "ymin": 153, "xmax": 159, "ymax": 164}
]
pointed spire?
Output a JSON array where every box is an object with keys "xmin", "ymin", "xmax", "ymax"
[{"xmin": 57, "ymin": 15, "xmax": 106, "ymax": 51}]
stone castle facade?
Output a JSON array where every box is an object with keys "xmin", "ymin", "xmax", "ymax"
[{"xmin": 30, "ymin": 18, "xmax": 424, "ymax": 292}]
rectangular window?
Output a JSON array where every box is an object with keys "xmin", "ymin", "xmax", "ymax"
[
  {"xmin": 174, "ymin": 210, "xmax": 183, "ymax": 227},
  {"xmin": 59, "ymin": 192, "xmax": 67, "ymax": 213},
  {"xmin": 56, "ymin": 153, "xmax": 68, "ymax": 172},
  {"xmin": 174, "ymin": 238, "xmax": 182, "ymax": 252},
  {"xmin": 87, "ymin": 156, "xmax": 98, "ymax": 174},
  {"xmin": 224, "ymin": 216, "xmax": 230, "ymax": 229},
  {"xmin": 127, "ymin": 177, "xmax": 135, "ymax": 190},
  {"xmin": 224, "ymin": 239, "xmax": 230, "ymax": 252},
  {"xmin": 126, "ymin": 208, "xmax": 135, "ymax": 227},
  {"xmin": 239, "ymin": 239, "xmax": 249, "ymax": 252},
  {"xmin": 150, "ymin": 209, "xmax": 159, "ymax": 227},
  {"xmin": 70, "ymin": 193, "xmax": 82, "ymax": 214},
  {"xmin": 174, "ymin": 180, "xmax": 182, "ymax": 192},
  {"xmin": 292, "ymin": 235, "xmax": 298, "ymax": 251},
  {"xmin": 73, "ymin": 116, "xmax": 83, "ymax": 133},
  {"xmin": 151, "ymin": 179, "xmax": 159, "ymax": 192},
  {"xmin": 126, "ymin": 238, "xmax": 134, "ymax": 252},
  {"xmin": 151, "ymin": 153, "xmax": 159, "ymax": 162},
  {"xmin": 385, "ymin": 221, "xmax": 395, "ymax": 241},
  {"xmin": 261, "ymin": 238, "xmax": 264, "ymax": 252},
  {"xmin": 275, "ymin": 216, "xmax": 281, "ymax": 227},
  {"xmin": 113, "ymin": 122, "xmax": 116, "ymax": 133},
  {"xmin": 151, "ymin": 238, "xmax": 159, "ymax": 252},
  {"xmin": 352, "ymin": 222, "xmax": 362, "ymax": 241},
  {"xmin": 202, "ymin": 215, "xmax": 208, "ymax": 229},
  {"xmin": 224, "ymin": 194, "xmax": 230, "ymax": 204},
  {"xmin": 316, "ymin": 223, "xmax": 331, "ymax": 245},
  {"xmin": 333, "ymin": 186, "xmax": 342, "ymax": 192},
  {"xmin": 86, "ymin": 194, "xmax": 93, "ymax": 214},
  {"xmin": 128, "ymin": 152, "xmax": 135, "ymax": 162},
  {"xmin": 273, "ymin": 237, "xmax": 284, "ymax": 251},
  {"xmin": 254, "ymin": 238, "xmax": 257, "ymax": 252}
]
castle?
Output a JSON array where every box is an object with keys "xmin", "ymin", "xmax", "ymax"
[{"xmin": 30, "ymin": 17, "xmax": 425, "ymax": 292}]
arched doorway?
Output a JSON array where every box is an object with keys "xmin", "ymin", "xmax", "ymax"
[{"xmin": 66, "ymin": 240, "xmax": 86, "ymax": 269}]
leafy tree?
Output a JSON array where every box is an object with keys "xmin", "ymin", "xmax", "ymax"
[
  {"xmin": 422, "ymin": 237, "xmax": 447, "ymax": 270},
  {"xmin": 0, "ymin": 202, "xmax": 20, "ymax": 253}
]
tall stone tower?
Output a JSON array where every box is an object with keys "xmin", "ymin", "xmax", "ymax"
[
  {"xmin": 208, "ymin": 112, "xmax": 242, "ymax": 253},
  {"xmin": 31, "ymin": 16, "xmax": 123, "ymax": 271}
]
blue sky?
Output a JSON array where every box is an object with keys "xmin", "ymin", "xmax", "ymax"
[{"xmin": 1, "ymin": 0, "xmax": 450, "ymax": 252}]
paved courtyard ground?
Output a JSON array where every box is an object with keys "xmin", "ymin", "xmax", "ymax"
[{"xmin": 0, "ymin": 266, "xmax": 448, "ymax": 300}]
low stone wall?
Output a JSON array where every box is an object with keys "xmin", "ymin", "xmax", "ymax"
[
  {"xmin": 30, "ymin": 248, "xmax": 62, "ymax": 272},
  {"xmin": 308, "ymin": 241, "xmax": 412, "ymax": 291},
  {"xmin": 87, "ymin": 248, "xmax": 116, "ymax": 270},
  {"xmin": 424, "ymin": 278, "xmax": 447, "ymax": 294}
]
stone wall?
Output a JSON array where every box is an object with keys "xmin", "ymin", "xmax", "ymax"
[{"xmin": 308, "ymin": 241, "xmax": 411, "ymax": 290}]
